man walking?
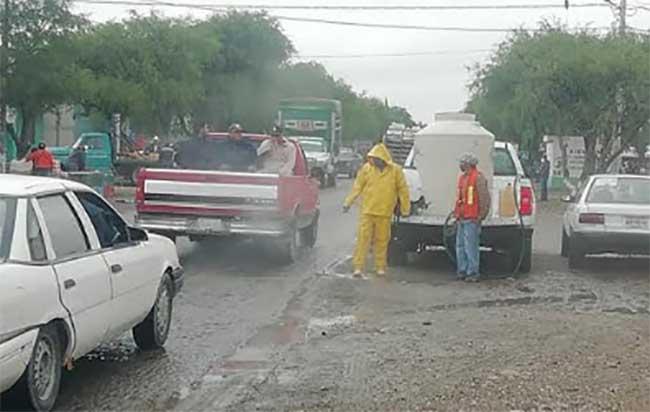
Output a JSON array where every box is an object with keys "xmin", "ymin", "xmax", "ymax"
[
  {"xmin": 343, "ymin": 143, "xmax": 410, "ymax": 277},
  {"xmin": 539, "ymin": 155, "xmax": 550, "ymax": 201},
  {"xmin": 454, "ymin": 153, "xmax": 490, "ymax": 282}
]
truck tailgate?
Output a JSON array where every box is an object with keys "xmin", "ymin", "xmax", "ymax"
[{"xmin": 137, "ymin": 169, "xmax": 280, "ymax": 216}]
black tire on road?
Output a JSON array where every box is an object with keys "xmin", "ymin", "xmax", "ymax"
[
  {"xmin": 568, "ymin": 241, "xmax": 585, "ymax": 270},
  {"xmin": 133, "ymin": 274, "xmax": 173, "ymax": 350},
  {"xmin": 299, "ymin": 214, "xmax": 319, "ymax": 248},
  {"xmin": 561, "ymin": 229, "xmax": 569, "ymax": 257},
  {"xmin": 4, "ymin": 324, "xmax": 63, "ymax": 412},
  {"xmin": 387, "ymin": 239, "xmax": 408, "ymax": 266},
  {"xmin": 277, "ymin": 225, "xmax": 298, "ymax": 264}
]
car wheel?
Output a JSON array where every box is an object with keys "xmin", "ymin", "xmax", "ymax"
[
  {"xmin": 133, "ymin": 274, "xmax": 173, "ymax": 350},
  {"xmin": 277, "ymin": 225, "xmax": 298, "ymax": 264},
  {"xmin": 299, "ymin": 214, "xmax": 319, "ymax": 248},
  {"xmin": 561, "ymin": 229, "xmax": 569, "ymax": 257},
  {"xmin": 568, "ymin": 241, "xmax": 585, "ymax": 270},
  {"xmin": 387, "ymin": 239, "xmax": 408, "ymax": 266},
  {"xmin": 5, "ymin": 324, "xmax": 63, "ymax": 412}
]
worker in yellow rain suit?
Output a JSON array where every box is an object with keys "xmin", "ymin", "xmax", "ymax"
[{"xmin": 343, "ymin": 143, "xmax": 410, "ymax": 276}]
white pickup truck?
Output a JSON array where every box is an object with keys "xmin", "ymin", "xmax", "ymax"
[
  {"xmin": 0, "ymin": 175, "xmax": 183, "ymax": 411},
  {"xmin": 391, "ymin": 141, "xmax": 536, "ymax": 273}
]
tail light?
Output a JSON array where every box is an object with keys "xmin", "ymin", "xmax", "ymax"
[
  {"xmin": 135, "ymin": 168, "xmax": 145, "ymax": 207},
  {"xmin": 519, "ymin": 186, "xmax": 534, "ymax": 216},
  {"xmin": 579, "ymin": 213, "xmax": 605, "ymax": 224}
]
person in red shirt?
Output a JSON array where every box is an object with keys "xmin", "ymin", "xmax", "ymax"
[{"xmin": 26, "ymin": 143, "xmax": 55, "ymax": 176}]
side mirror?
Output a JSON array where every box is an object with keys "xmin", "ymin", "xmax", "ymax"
[
  {"xmin": 561, "ymin": 194, "xmax": 575, "ymax": 203},
  {"xmin": 129, "ymin": 226, "xmax": 148, "ymax": 242}
]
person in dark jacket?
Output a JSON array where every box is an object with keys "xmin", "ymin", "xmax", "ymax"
[
  {"xmin": 216, "ymin": 123, "xmax": 257, "ymax": 172},
  {"xmin": 67, "ymin": 145, "xmax": 86, "ymax": 172},
  {"xmin": 539, "ymin": 155, "xmax": 551, "ymax": 201}
]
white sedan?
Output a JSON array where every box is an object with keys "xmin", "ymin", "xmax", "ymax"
[
  {"xmin": 561, "ymin": 174, "xmax": 650, "ymax": 268},
  {"xmin": 0, "ymin": 175, "xmax": 183, "ymax": 411}
]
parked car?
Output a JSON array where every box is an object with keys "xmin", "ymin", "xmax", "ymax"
[
  {"xmin": 0, "ymin": 174, "xmax": 183, "ymax": 411},
  {"xmin": 135, "ymin": 132, "xmax": 320, "ymax": 264},
  {"xmin": 335, "ymin": 147, "xmax": 363, "ymax": 178},
  {"xmin": 561, "ymin": 174, "xmax": 650, "ymax": 268},
  {"xmin": 297, "ymin": 136, "xmax": 337, "ymax": 187}
]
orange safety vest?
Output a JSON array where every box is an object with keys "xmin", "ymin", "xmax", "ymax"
[{"xmin": 454, "ymin": 167, "xmax": 479, "ymax": 220}]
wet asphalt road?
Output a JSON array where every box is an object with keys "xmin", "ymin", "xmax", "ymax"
[
  {"xmin": 52, "ymin": 180, "xmax": 359, "ymax": 411},
  {"xmin": 44, "ymin": 181, "xmax": 650, "ymax": 411}
]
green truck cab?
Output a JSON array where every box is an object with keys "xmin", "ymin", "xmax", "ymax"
[
  {"xmin": 277, "ymin": 98, "xmax": 342, "ymax": 187},
  {"xmin": 51, "ymin": 133, "xmax": 157, "ymax": 183}
]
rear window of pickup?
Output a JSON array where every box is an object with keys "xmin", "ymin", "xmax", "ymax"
[{"xmin": 494, "ymin": 148, "xmax": 517, "ymax": 176}]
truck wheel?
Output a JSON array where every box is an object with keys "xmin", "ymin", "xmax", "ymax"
[
  {"xmin": 133, "ymin": 274, "xmax": 173, "ymax": 350},
  {"xmin": 387, "ymin": 239, "xmax": 408, "ymax": 266},
  {"xmin": 5, "ymin": 324, "xmax": 63, "ymax": 412},
  {"xmin": 299, "ymin": 214, "xmax": 319, "ymax": 248},
  {"xmin": 277, "ymin": 225, "xmax": 298, "ymax": 264},
  {"xmin": 328, "ymin": 173, "xmax": 336, "ymax": 187},
  {"xmin": 561, "ymin": 229, "xmax": 569, "ymax": 257},
  {"xmin": 568, "ymin": 241, "xmax": 585, "ymax": 270}
]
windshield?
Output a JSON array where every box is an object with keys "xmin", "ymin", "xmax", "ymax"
[
  {"xmin": 300, "ymin": 141, "xmax": 325, "ymax": 153},
  {"xmin": 586, "ymin": 177, "xmax": 650, "ymax": 204},
  {"xmin": 0, "ymin": 198, "xmax": 16, "ymax": 261}
]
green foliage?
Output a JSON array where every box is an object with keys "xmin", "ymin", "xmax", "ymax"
[
  {"xmin": 2, "ymin": 0, "xmax": 86, "ymax": 148},
  {"xmin": 4, "ymin": 4, "xmax": 414, "ymax": 144},
  {"xmin": 468, "ymin": 25, "xmax": 650, "ymax": 177}
]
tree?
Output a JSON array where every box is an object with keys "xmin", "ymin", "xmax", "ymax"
[
  {"xmin": 74, "ymin": 13, "xmax": 220, "ymax": 136},
  {"xmin": 468, "ymin": 25, "xmax": 650, "ymax": 178},
  {"xmin": 2, "ymin": 0, "xmax": 85, "ymax": 153}
]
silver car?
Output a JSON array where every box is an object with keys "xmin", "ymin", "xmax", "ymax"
[{"xmin": 561, "ymin": 174, "xmax": 650, "ymax": 268}]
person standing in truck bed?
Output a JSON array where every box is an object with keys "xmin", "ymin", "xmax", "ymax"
[
  {"xmin": 257, "ymin": 125, "xmax": 296, "ymax": 176},
  {"xmin": 215, "ymin": 124, "xmax": 257, "ymax": 172}
]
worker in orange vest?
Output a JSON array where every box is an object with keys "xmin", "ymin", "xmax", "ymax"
[
  {"xmin": 454, "ymin": 153, "xmax": 491, "ymax": 282},
  {"xmin": 25, "ymin": 143, "xmax": 55, "ymax": 176}
]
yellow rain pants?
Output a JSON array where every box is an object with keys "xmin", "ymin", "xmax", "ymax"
[{"xmin": 352, "ymin": 214, "xmax": 392, "ymax": 272}]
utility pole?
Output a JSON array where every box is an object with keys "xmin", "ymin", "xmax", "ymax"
[
  {"xmin": 618, "ymin": 0, "xmax": 627, "ymax": 34},
  {"xmin": 0, "ymin": 0, "xmax": 9, "ymax": 167}
]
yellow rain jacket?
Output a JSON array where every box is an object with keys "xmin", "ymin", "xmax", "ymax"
[{"xmin": 344, "ymin": 143, "xmax": 411, "ymax": 217}]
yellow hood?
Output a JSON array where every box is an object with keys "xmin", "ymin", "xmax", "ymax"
[{"xmin": 366, "ymin": 143, "xmax": 393, "ymax": 164}]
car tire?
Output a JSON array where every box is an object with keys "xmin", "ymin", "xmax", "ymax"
[
  {"xmin": 277, "ymin": 225, "xmax": 298, "ymax": 264},
  {"xmin": 299, "ymin": 214, "xmax": 319, "ymax": 248},
  {"xmin": 5, "ymin": 324, "xmax": 63, "ymax": 412},
  {"xmin": 568, "ymin": 240, "xmax": 585, "ymax": 270},
  {"xmin": 561, "ymin": 229, "xmax": 569, "ymax": 257},
  {"xmin": 387, "ymin": 239, "xmax": 408, "ymax": 266},
  {"xmin": 133, "ymin": 274, "xmax": 173, "ymax": 350}
]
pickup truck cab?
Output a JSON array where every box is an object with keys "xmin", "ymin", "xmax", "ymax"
[
  {"xmin": 390, "ymin": 141, "xmax": 536, "ymax": 273},
  {"xmin": 50, "ymin": 133, "xmax": 160, "ymax": 184},
  {"xmin": 297, "ymin": 136, "xmax": 337, "ymax": 187},
  {"xmin": 135, "ymin": 133, "xmax": 320, "ymax": 264},
  {"xmin": 0, "ymin": 175, "xmax": 183, "ymax": 411}
]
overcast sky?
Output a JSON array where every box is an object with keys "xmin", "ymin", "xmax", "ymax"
[{"xmin": 72, "ymin": 0, "xmax": 650, "ymax": 123}]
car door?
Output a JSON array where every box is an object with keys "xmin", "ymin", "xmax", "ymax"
[
  {"xmin": 73, "ymin": 191, "xmax": 160, "ymax": 337},
  {"xmin": 35, "ymin": 193, "xmax": 113, "ymax": 359}
]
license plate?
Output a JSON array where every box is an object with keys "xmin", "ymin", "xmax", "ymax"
[
  {"xmin": 625, "ymin": 217, "xmax": 648, "ymax": 229},
  {"xmin": 195, "ymin": 218, "xmax": 224, "ymax": 232}
]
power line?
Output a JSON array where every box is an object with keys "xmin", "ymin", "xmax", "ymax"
[
  {"xmin": 296, "ymin": 49, "xmax": 492, "ymax": 59},
  {"xmin": 75, "ymin": 1, "xmax": 612, "ymax": 11}
]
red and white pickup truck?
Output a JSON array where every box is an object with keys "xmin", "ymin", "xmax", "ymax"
[{"xmin": 134, "ymin": 133, "xmax": 320, "ymax": 263}]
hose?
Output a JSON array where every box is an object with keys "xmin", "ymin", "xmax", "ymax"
[{"xmin": 441, "ymin": 175, "xmax": 527, "ymax": 276}]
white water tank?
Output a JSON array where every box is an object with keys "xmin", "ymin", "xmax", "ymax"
[{"xmin": 414, "ymin": 113, "xmax": 494, "ymax": 217}]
